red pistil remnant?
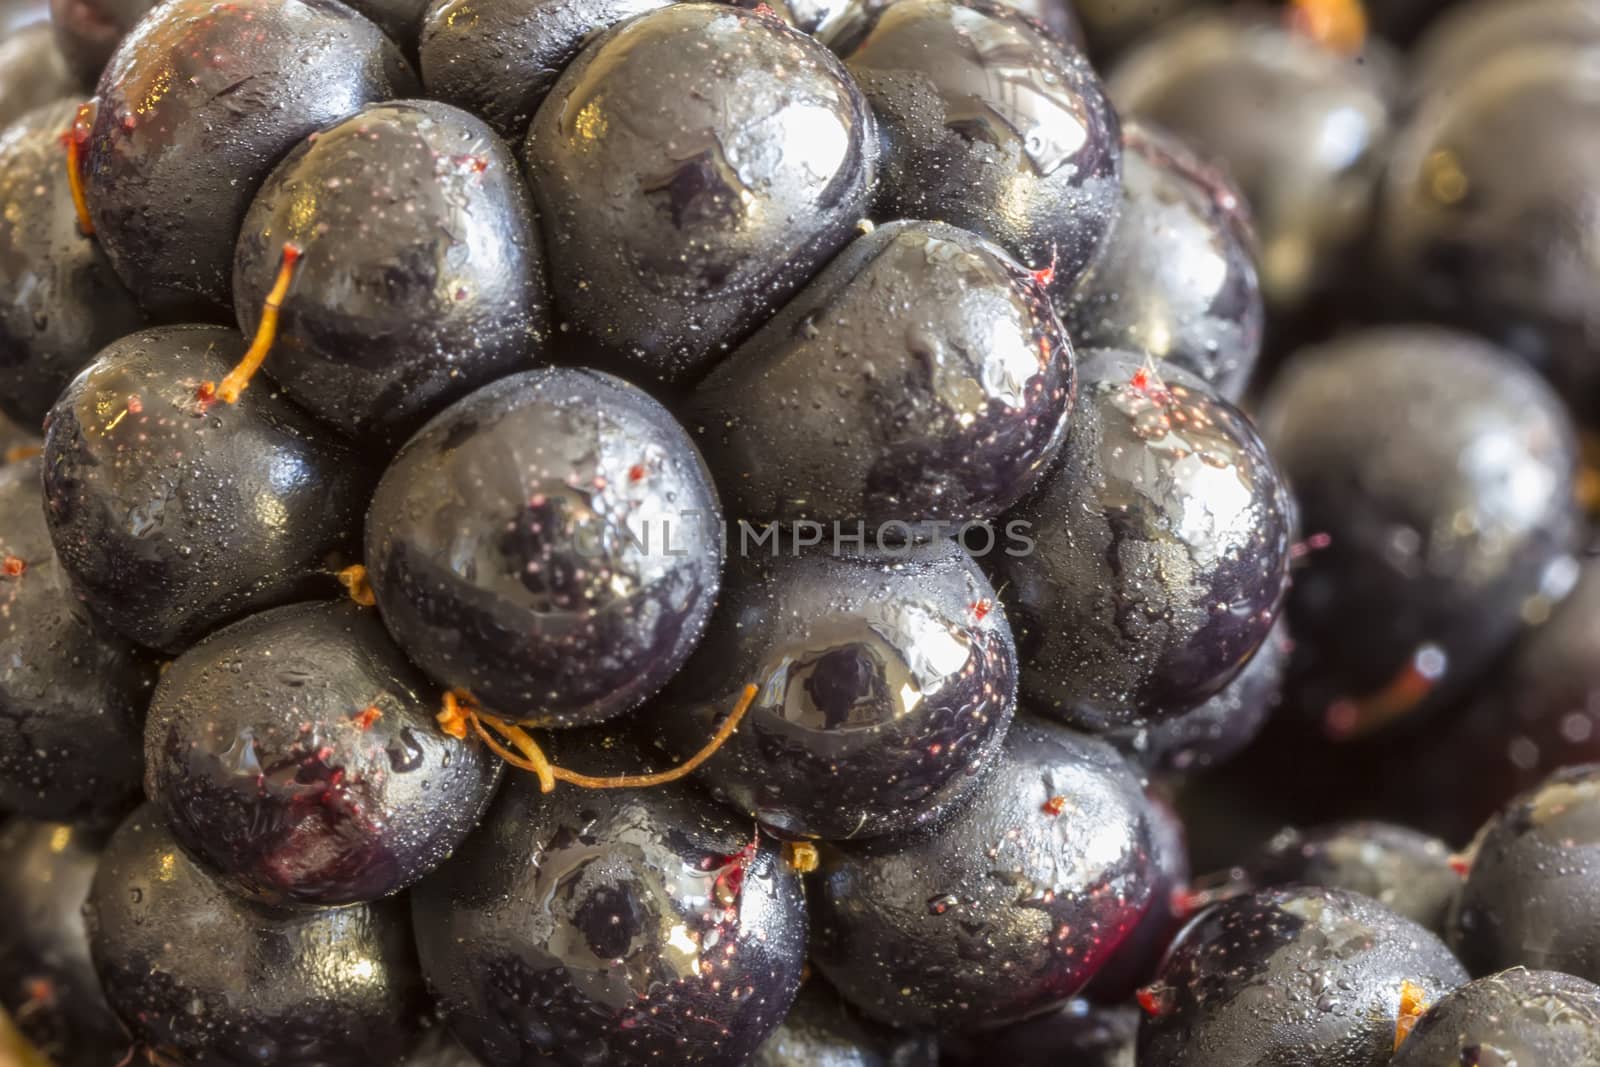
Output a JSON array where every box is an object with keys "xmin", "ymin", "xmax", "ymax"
[
  {"xmin": 971, "ymin": 598, "xmax": 992, "ymax": 622},
  {"xmin": 713, "ymin": 838, "xmax": 760, "ymax": 907},
  {"xmin": 1136, "ymin": 984, "xmax": 1174, "ymax": 1018},
  {"xmin": 2, "ymin": 556, "xmax": 24, "ymax": 578},
  {"xmin": 1029, "ymin": 245, "xmax": 1058, "ymax": 291},
  {"xmin": 1130, "ymin": 367, "xmax": 1150, "ymax": 391},
  {"xmin": 353, "ymin": 705, "xmax": 383, "ymax": 731},
  {"xmin": 628, "ymin": 463, "xmax": 647, "ymax": 483},
  {"xmin": 200, "ymin": 242, "xmax": 304, "ymax": 404},
  {"xmin": 440, "ymin": 684, "xmax": 759, "ymax": 793},
  {"xmin": 64, "ymin": 101, "xmax": 96, "ymax": 236},
  {"xmin": 750, "ymin": 2, "xmax": 778, "ymax": 17},
  {"xmin": 1448, "ymin": 853, "xmax": 1471, "ymax": 877},
  {"xmin": 338, "ymin": 564, "xmax": 376, "ymax": 607},
  {"xmin": 1394, "ymin": 979, "xmax": 1428, "ymax": 1050},
  {"xmin": 1290, "ymin": 531, "xmax": 1333, "ymax": 559},
  {"xmin": 1041, "ymin": 795, "xmax": 1067, "ymax": 816}
]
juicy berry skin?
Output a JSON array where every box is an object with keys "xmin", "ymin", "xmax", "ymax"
[
  {"xmin": 144, "ymin": 600, "xmax": 502, "ymax": 908},
  {"xmin": 42, "ymin": 326, "xmax": 377, "ymax": 654},
  {"xmin": 419, "ymin": 0, "xmax": 674, "ymax": 141},
  {"xmin": 1, "ymin": 456, "xmax": 153, "ymax": 823},
  {"xmin": 0, "ymin": 820, "xmax": 127, "ymax": 1067},
  {"xmin": 1110, "ymin": 12, "xmax": 1393, "ymax": 311},
  {"xmin": 997, "ymin": 0, "xmax": 1082, "ymax": 47},
  {"xmin": 826, "ymin": 0, "xmax": 1121, "ymax": 303},
  {"xmin": 365, "ymin": 368, "xmax": 722, "ymax": 727},
  {"xmin": 684, "ymin": 220, "xmax": 1073, "ymax": 527},
  {"xmin": 1083, "ymin": 792, "xmax": 1189, "ymax": 1002},
  {"xmin": 1245, "ymin": 822, "xmax": 1461, "ymax": 936},
  {"xmin": 811, "ymin": 716, "xmax": 1156, "ymax": 1031},
  {"xmin": 1260, "ymin": 327, "xmax": 1579, "ymax": 738},
  {"xmin": 650, "ymin": 539, "xmax": 1017, "ymax": 842},
  {"xmin": 1139, "ymin": 886, "xmax": 1470, "ymax": 1067},
  {"xmin": 1390, "ymin": 967, "xmax": 1600, "ymax": 1067},
  {"xmin": 85, "ymin": 808, "xmax": 426, "ymax": 1066},
  {"xmin": 749, "ymin": 978, "xmax": 938, "ymax": 1067},
  {"xmin": 994, "ymin": 348, "xmax": 1294, "ymax": 732},
  {"xmin": 46, "ymin": 0, "xmax": 153, "ymax": 85},
  {"xmin": 0, "ymin": 23, "xmax": 74, "ymax": 131},
  {"xmin": 411, "ymin": 731, "xmax": 809, "ymax": 1067},
  {"xmin": 1378, "ymin": 43, "xmax": 1600, "ymax": 421},
  {"xmin": 1450, "ymin": 764, "xmax": 1600, "ymax": 983},
  {"xmin": 235, "ymin": 99, "xmax": 548, "ymax": 447},
  {"xmin": 941, "ymin": 999, "xmax": 1137, "ymax": 1067},
  {"xmin": 0, "ymin": 98, "xmax": 146, "ymax": 427},
  {"xmin": 1068, "ymin": 123, "xmax": 1263, "ymax": 402},
  {"xmin": 524, "ymin": 3, "xmax": 877, "ymax": 385},
  {"xmin": 1109, "ymin": 617, "xmax": 1287, "ymax": 775},
  {"xmin": 83, "ymin": 0, "xmax": 418, "ymax": 319}
]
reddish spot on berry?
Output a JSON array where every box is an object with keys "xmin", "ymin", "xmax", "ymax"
[
  {"xmin": 2, "ymin": 556, "xmax": 24, "ymax": 578},
  {"xmin": 628, "ymin": 463, "xmax": 647, "ymax": 483},
  {"xmin": 1130, "ymin": 368, "xmax": 1150, "ymax": 391},
  {"xmin": 353, "ymin": 705, "xmax": 383, "ymax": 731},
  {"xmin": 1028, "ymin": 245, "xmax": 1058, "ymax": 291},
  {"xmin": 970, "ymin": 599, "xmax": 992, "ymax": 622},
  {"xmin": 1137, "ymin": 984, "xmax": 1174, "ymax": 1017},
  {"xmin": 1449, "ymin": 854, "xmax": 1471, "ymax": 877},
  {"xmin": 127, "ymin": 394, "xmax": 143, "ymax": 415},
  {"xmin": 751, "ymin": 2, "xmax": 778, "ymax": 15},
  {"xmin": 1290, "ymin": 531, "xmax": 1332, "ymax": 559},
  {"xmin": 712, "ymin": 839, "xmax": 759, "ymax": 908},
  {"xmin": 195, "ymin": 381, "xmax": 217, "ymax": 403},
  {"xmin": 315, "ymin": 746, "xmax": 335, "ymax": 762},
  {"xmin": 1041, "ymin": 795, "xmax": 1067, "ymax": 816},
  {"xmin": 25, "ymin": 977, "xmax": 54, "ymax": 1004}
]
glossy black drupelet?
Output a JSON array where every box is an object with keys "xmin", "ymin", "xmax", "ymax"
[
  {"xmin": 82, "ymin": 0, "xmax": 417, "ymax": 319},
  {"xmin": 42, "ymin": 326, "xmax": 377, "ymax": 653},
  {"xmin": 749, "ymin": 978, "xmax": 938, "ymax": 1067},
  {"xmin": 683, "ymin": 220, "xmax": 1073, "ymax": 527},
  {"xmin": 1108, "ymin": 617, "xmax": 1288, "ymax": 775},
  {"xmin": 1109, "ymin": 11, "xmax": 1393, "ymax": 312},
  {"xmin": 1244, "ymin": 821, "xmax": 1461, "ymax": 935},
  {"xmin": 1379, "ymin": 41, "xmax": 1600, "ymax": 422},
  {"xmin": 365, "ymin": 367, "xmax": 722, "ymax": 727},
  {"xmin": 85, "ymin": 808, "xmax": 427, "ymax": 1066},
  {"xmin": 650, "ymin": 539, "xmax": 1017, "ymax": 842},
  {"xmin": 1450, "ymin": 764, "xmax": 1600, "ymax": 982},
  {"xmin": 994, "ymin": 348, "xmax": 1294, "ymax": 732},
  {"xmin": 235, "ymin": 99, "xmax": 548, "ymax": 447},
  {"xmin": 1259, "ymin": 327, "xmax": 1580, "ymax": 738},
  {"xmin": 1083, "ymin": 792, "xmax": 1189, "ymax": 1002},
  {"xmin": 46, "ymin": 0, "xmax": 153, "ymax": 85},
  {"xmin": 524, "ymin": 2, "xmax": 877, "ymax": 385},
  {"xmin": 0, "ymin": 98, "xmax": 145, "ymax": 427},
  {"xmin": 419, "ymin": 0, "xmax": 675, "ymax": 141},
  {"xmin": 144, "ymin": 600, "xmax": 502, "ymax": 907},
  {"xmin": 1068, "ymin": 122, "xmax": 1263, "ymax": 401},
  {"xmin": 811, "ymin": 716, "xmax": 1156, "ymax": 1031},
  {"xmin": 826, "ymin": 0, "xmax": 1121, "ymax": 303},
  {"xmin": 411, "ymin": 730, "xmax": 809, "ymax": 1067},
  {"xmin": 1390, "ymin": 967, "xmax": 1600, "ymax": 1066},
  {"xmin": 0, "ymin": 820, "xmax": 127, "ymax": 1067},
  {"xmin": 941, "ymin": 999, "xmax": 1136, "ymax": 1067},
  {"xmin": 1139, "ymin": 886, "xmax": 1469, "ymax": 1067},
  {"xmin": 0, "ymin": 455, "xmax": 153, "ymax": 823}
]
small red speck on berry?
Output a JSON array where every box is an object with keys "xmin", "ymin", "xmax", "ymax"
[
  {"xmin": 628, "ymin": 463, "xmax": 647, "ymax": 483},
  {"xmin": 2, "ymin": 556, "xmax": 24, "ymax": 578},
  {"xmin": 970, "ymin": 599, "xmax": 992, "ymax": 622},
  {"xmin": 353, "ymin": 705, "xmax": 383, "ymax": 731},
  {"xmin": 1041, "ymin": 795, "xmax": 1067, "ymax": 816},
  {"xmin": 1137, "ymin": 984, "xmax": 1174, "ymax": 1017},
  {"xmin": 1449, "ymin": 854, "xmax": 1471, "ymax": 877},
  {"xmin": 1130, "ymin": 368, "xmax": 1150, "ymax": 390}
]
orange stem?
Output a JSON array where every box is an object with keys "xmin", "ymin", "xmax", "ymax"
[
  {"xmin": 204, "ymin": 243, "xmax": 303, "ymax": 404},
  {"xmin": 65, "ymin": 102, "xmax": 95, "ymax": 237},
  {"xmin": 442, "ymin": 685, "xmax": 759, "ymax": 794},
  {"xmin": 337, "ymin": 564, "xmax": 376, "ymax": 607}
]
